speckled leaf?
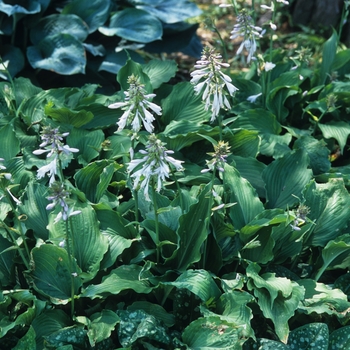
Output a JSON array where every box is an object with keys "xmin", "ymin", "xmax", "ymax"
[
  {"xmin": 288, "ymin": 323, "xmax": 329, "ymax": 350},
  {"xmin": 329, "ymin": 326, "xmax": 350, "ymax": 349},
  {"xmin": 13, "ymin": 326, "xmax": 36, "ymax": 350},
  {"xmin": 334, "ymin": 273, "xmax": 350, "ymax": 297},
  {"xmin": 182, "ymin": 316, "xmax": 239, "ymax": 349},
  {"xmin": 44, "ymin": 326, "xmax": 87, "ymax": 348}
]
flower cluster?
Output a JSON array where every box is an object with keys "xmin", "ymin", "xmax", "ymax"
[
  {"xmin": 230, "ymin": 9, "xmax": 263, "ymax": 63},
  {"xmin": 190, "ymin": 47, "xmax": 238, "ymax": 122},
  {"xmin": 33, "ymin": 126, "xmax": 79, "ymax": 184},
  {"xmin": 201, "ymin": 141, "xmax": 231, "ymax": 173},
  {"xmin": 46, "ymin": 182, "xmax": 81, "ymax": 224},
  {"xmin": 108, "ymin": 74, "xmax": 162, "ymax": 136},
  {"xmin": 290, "ymin": 204, "xmax": 310, "ymax": 231},
  {"xmin": 127, "ymin": 134, "xmax": 184, "ymax": 201}
]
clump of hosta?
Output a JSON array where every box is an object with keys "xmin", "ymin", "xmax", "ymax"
[
  {"xmin": 230, "ymin": 9, "xmax": 263, "ymax": 63},
  {"xmin": 33, "ymin": 126, "xmax": 79, "ymax": 184},
  {"xmin": 108, "ymin": 74, "xmax": 162, "ymax": 137},
  {"xmin": 190, "ymin": 47, "xmax": 238, "ymax": 122},
  {"xmin": 127, "ymin": 134, "xmax": 184, "ymax": 201}
]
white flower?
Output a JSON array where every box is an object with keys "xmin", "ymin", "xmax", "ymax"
[
  {"xmin": 269, "ymin": 22, "xmax": 277, "ymax": 30},
  {"xmin": 127, "ymin": 134, "xmax": 184, "ymax": 201},
  {"xmin": 190, "ymin": 47, "xmax": 238, "ymax": 122},
  {"xmin": 264, "ymin": 62, "xmax": 276, "ymax": 72},
  {"xmin": 277, "ymin": 0, "xmax": 289, "ymax": 5},
  {"xmin": 230, "ymin": 9, "xmax": 263, "ymax": 63},
  {"xmin": 108, "ymin": 75, "xmax": 162, "ymax": 135},
  {"xmin": 247, "ymin": 92, "xmax": 262, "ymax": 103},
  {"xmin": 37, "ymin": 157, "xmax": 58, "ymax": 184}
]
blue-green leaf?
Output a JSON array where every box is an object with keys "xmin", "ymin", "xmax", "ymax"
[
  {"xmin": 318, "ymin": 121, "xmax": 350, "ymax": 154},
  {"xmin": 288, "ymin": 323, "xmax": 329, "ymax": 350}
]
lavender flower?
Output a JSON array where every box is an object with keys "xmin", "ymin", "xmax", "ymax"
[
  {"xmin": 108, "ymin": 74, "xmax": 162, "ymax": 135},
  {"xmin": 33, "ymin": 126, "xmax": 79, "ymax": 184},
  {"xmin": 190, "ymin": 47, "xmax": 238, "ymax": 122},
  {"xmin": 46, "ymin": 182, "xmax": 81, "ymax": 224},
  {"xmin": 127, "ymin": 134, "xmax": 184, "ymax": 201},
  {"xmin": 230, "ymin": 9, "xmax": 263, "ymax": 63}
]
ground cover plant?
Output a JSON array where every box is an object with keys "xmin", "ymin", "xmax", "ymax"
[{"xmin": 1, "ymin": 0, "xmax": 350, "ymax": 349}]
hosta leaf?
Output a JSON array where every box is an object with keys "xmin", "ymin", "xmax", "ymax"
[
  {"xmin": 229, "ymin": 129, "xmax": 260, "ymax": 158},
  {"xmin": 232, "ymin": 156, "xmax": 267, "ymax": 198},
  {"xmin": 182, "ymin": 316, "xmax": 240, "ymax": 349},
  {"xmin": 81, "ymin": 264, "xmax": 154, "ymax": 299},
  {"xmin": 30, "ymin": 14, "xmax": 89, "ymax": 45},
  {"xmin": 27, "ymin": 244, "xmax": 82, "ymax": 303},
  {"xmin": 44, "ymin": 326, "xmax": 87, "ymax": 348},
  {"xmin": 118, "ymin": 309, "xmax": 171, "ymax": 348},
  {"xmin": 224, "ymin": 163, "xmax": 264, "ymax": 230},
  {"xmin": 0, "ymin": 45, "xmax": 25, "ymax": 79},
  {"xmin": 0, "ymin": 1, "xmax": 41, "ymax": 16},
  {"xmin": 27, "ymin": 33, "xmax": 86, "ymax": 75},
  {"xmin": 329, "ymin": 326, "xmax": 350, "ymax": 349},
  {"xmin": 315, "ymin": 234, "xmax": 350, "ymax": 281},
  {"xmin": 99, "ymin": 8, "xmax": 162, "ymax": 43},
  {"xmin": 233, "ymin": 108, "xmax": 291, "ymax": 157},
  {"xmin": 0, "ymin": 122, "xmax": 20, "ymax": 160},
  {"xmin": 334, "ymin": 273, "xmax": 350, "ymax": 297},
  {"xmin": 67, "ymin": 128, "xmax": 104, "ymax": 166},
  {"xmin": 62, "ymin": 0, "xmax": 110, "ymax": 33},
  {"xmin": 74, "ymin": 160, "xmax": 119, "ymax": 203},
  {"xmin": 319, "ymin": 29, "xmax": 337, "ymax": 85},
  {"xmin": 48, "ymin": 204, "xmax": 108, "ymax": 282},
  {"xmin": 165, "ymin": 182, "xmax": 211, "ymax": 271},
  {"xmin": 303, "ymin": 179, "xmax": 350, "ymax": 246},
  {"xmin": 0, "ymin": 235, "xmax": 15, "ymax": 286},
  {"xmin": 163, "ymin": 269, "xmax": 221, "ymax": 302},
  {"xmin": 318, "ymin": 121, "xmax": 350, "ymax": 154},
  {"xmin": 135, "ymin": 0, "xmax": 202, "ymax": 24},
  {"xmin": 142, "ymin": 59, "xmax": 177, "ymax": 89},
  {"xmin": 12, "ymin": 326, "xmax": 36, "ymax": 350},
  {"xmin": 87, "ymin": 310, "xmax": 120, "ymax": 346},
  {"xmin": 247, "ymin": 263, "xmax": 305, "ymax": 343},
  {"xmin": 161, "ymin": 82, "xmax": 211, "ymax": 125},
  {"xmin": 19, "ymin": 182, "xmax": 49, "ymax": 241},
  {"xmin": 263, "ymin": 149, "xmax": 312, "ymax": 209},
  {"xmin": 288, "ymin": 323, "xmax": 329, "ymax": 350}
]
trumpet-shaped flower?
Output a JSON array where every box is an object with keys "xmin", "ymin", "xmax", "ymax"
[
  {"xmin": 230, "ymin": 9, "xmax": 263, "ymax": 63},
  {"xmin": 127, "ymin": 134, "xmax": 184, "ymax": 201},
  {"xmin": 108, "ymin": 74, "xmax": 162, "ymax": 135},
  {"xmin": 190, "ymin": 47, "xmax": 238, "ymax": 122}
]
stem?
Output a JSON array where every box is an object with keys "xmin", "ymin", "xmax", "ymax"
[
  {"xmin": 171, "ymin": 168, "xmax": 184, "ymax": 214},
  {"xmin": 151, "ymin": 179, "xmax": 160, "ymax": 264},
  {"xmin": 65, "ymin": 218, "xmax": 75, "ymax": 319}
]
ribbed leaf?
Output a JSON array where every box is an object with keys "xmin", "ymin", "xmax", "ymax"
[
  {"xmin": 318, "ymin": 121, "xmax": 350, "ymax": 154},
  {"xmin": 263, "ymin": 149, "xmax": 312, "ymax": 209},
  {"xmin": 142, "ymin": 59, "xmax": 177, "ymax": 89},
  {"xmin": 224, "ymin": 163, "xmax": 264, "ymax": 230},
  {"xmin": 304, "ymin": 179, "xmax": 350, "ymax": 246},
  {"xmin": 0, "ymin": 122, "xmax": 20, "ymax": 160},
  {"xmin": 319, "ymin": 29, "xmax": 338, "ymax": 85},
  {"xmin": 229, "ymin": 130, "xmax": 260, "ymax": 158}
]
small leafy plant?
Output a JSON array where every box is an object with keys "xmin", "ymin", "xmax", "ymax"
[{"xmin": 1, "ymin": 0, "xmax": 350, "ymax": 349}]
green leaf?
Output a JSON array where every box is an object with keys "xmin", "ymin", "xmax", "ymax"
[
  {"xmin": 81, "ymin": 264, "xmax": 154, "ymax": 299},
  {"xmin": 247, "ymin": 263, "xmax": 305, "ymax": 343},
  {"xmin": 263, "ymin": 149, "xmax": 312, "ymax": 209},
  {"xmin": 118, "ymin": 309, "xmax": 171, "ymax": 348},
  {"xmin": 0, "ymin": 235, "xmax": 15, "ymax": 286},
  {"xmin": 293, "ymin": 135, "xmax": 331, "ymax": 175},
  {"xmin": 303, "ymin": 180, "xmax": 350, "ymax": 246},
  {"xmin": 182, "ymin": 316, "xmax": 240, "ymax": 349},
  {"xmin": 165, "ymin": 183, "xmax": 211, "ymax": 271},
  {"xmin": 163, "ymin": 269, "xmax": 221, "ymax": 302},
  {"xmin": 315, "ymin": 234, "xmax": 350, "ymax": 281},
  {"xmin": 224, "ymin": 163, "xmax": 264, "ymax": 230},
  {"xmin": 99, "ymin": 8, "xmax": 162, "ymax": 43},
  {"xmin": 26, "ymin": 244, "xmax": 82, "ymax": 303},
  {"xmin": 27, "ymin": 33, "xmax": 86, "ymax": 75},
  {"xmin": 318, "ymin": 121, "xmax": 350, "ymax": 154},
  {"xmin": 74, "ymin": 160, "xmax": 119, "ymax": 203},
  {"xmin": 0, "ymin": 122, "xmax": 20, "ymax": 160},
  {"xmin": 30, "ymin": 14, "xmax": 89, "ymax": 44},
  {"xmin": 319, "ymin": 29, "xmax": 338, "ymax": 85},
  {"xmin": 288, "ymin": 323, "xmax": 329, "ymax": 350},
  {"xmin": 62, "ymin": 0, "xmax": 110, "ymax": 33},
  {"xmin": 48, "ymin": 204, "xmax": 109, "ymax": 282},
  {"xmin": 19, "ymin": 182, "xmax": 49, "ymax": 241},
  {"xmin": 243, "ymin": 338, "xmax": 290, "ymax": 349},
  {"xmin": 329, "ymin": 326, "xmax": 350, "ymax": 349},
  {"xmin": 44, "ymin": 326, "xmax": 87, "ymax": 348},
  {"xmin": 142, "ymin": 59, "xmax": 177, "ymax": 89},
  {"xmin": 67, "ymin": 128, "xmax": 104, "ymax": 166},
  {"xmin": 13, "ymin": 326, "xmax": 36, "ymax": 350},
  {"xmin": 161, "ymin": 82, "xmax": 211, "ymax": 125},
  {"xmin": 0, "ymin": 45, "xmax": 25, "ymax": 79},
  {"xmin": 87, "ymin": 310, "xmax": 120, "ymax": 346},
  {"xmin": 229, "ymin": 129, "xmax": 260, "ymax": 158},
  {"xmin": 44, "ymin": 104, "xmax": 94, "ymax": 128}
]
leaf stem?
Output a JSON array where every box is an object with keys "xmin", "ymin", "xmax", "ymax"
[{"xmin": 151, "ymin": 179, "xmax": 160, "ymax": 264}]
